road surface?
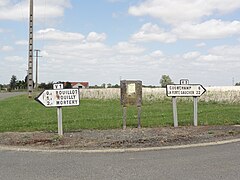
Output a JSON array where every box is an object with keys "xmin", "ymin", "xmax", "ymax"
[
  {"xmin": 0, "ymin": 142, "xmax": 239, "ymax": 180},
  {"xmin": 0, "ymin": 92, "xmax": 26, "ymax": 101}
]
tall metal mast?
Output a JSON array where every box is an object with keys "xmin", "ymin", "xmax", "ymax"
[{"xmin": 28, "ymin": 0, "xmax": 34, "ymax": 98}]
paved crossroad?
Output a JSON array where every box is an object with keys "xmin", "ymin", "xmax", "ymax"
[{"xmin": 0, "ymin": 142, "xmax": 239, "ymax": 180}]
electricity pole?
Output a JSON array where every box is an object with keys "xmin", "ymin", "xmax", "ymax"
[
  {"xmin": 27, "ymin": 0, "xmax": 34, "ymax": 98},
  {"xmin": 34, "ymin": 49, "xmax": 41, "ymax": 89}
]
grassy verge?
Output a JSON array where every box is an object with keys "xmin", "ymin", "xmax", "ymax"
[{"xmin": 0, "ymin": 95, "xmax": 240, "ymax": 132}]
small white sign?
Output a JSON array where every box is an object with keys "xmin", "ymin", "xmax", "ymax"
[
  {"xmin": 180, "ymin": 79, "xmax": 189, "ymax": 85},
  {"xmin": 166, "ymin": 84, "xmax": 206, "ymax": 97},
  {"xmin": 127, "ymin": 83, "xmax": 136, "ymax": 95},
  {"xmin": 53, "ymin": 83, "xmax": 64, "ymax": 90},
  {"xmin": 35, "ymin": 89, "xmax": 80, "ymax": 107}
]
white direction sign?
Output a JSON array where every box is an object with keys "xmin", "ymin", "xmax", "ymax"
[
  {"xmin": 35, "ymin": 89, "xmax": 80, "ymax": 107},
  {"xmin": 166, "ymin": 84, "xmax": 206, "ymax": 97}
]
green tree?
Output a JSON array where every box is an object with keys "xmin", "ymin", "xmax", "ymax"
[
  {"xmin": 38, "ymin": 82, "xmax": 53, "ymax": 89},
  {"xmin": 112, "ymin": 84, "xmax": 120, "ymax": 88},
  {"xmin": 64, "ymin": 82, "xmax": 72, "ymax": 89},
  {"xmin": 16, "ymin": 80, "xmax": 27, "ymax": 89},
  {"xmin": 10, "ymin": 75, "xmax": 17, "ymax": 90},
  {"xmin": 235, "ymin": 82, "xmax": 240, "ymax": 86},
  {"xmin": 160, "ymin": 75, "xmax": 173, "ymax": 88}
]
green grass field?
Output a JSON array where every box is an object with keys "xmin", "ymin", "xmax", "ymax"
[{"xmin": 0, "ymin": 94, "xmax": 240, "ymax": 132}]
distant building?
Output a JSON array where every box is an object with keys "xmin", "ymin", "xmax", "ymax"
[{"xmin": 64, "ymin": 82, "xmax": 89, "ymax": 89}]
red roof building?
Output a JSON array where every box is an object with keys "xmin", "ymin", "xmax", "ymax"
[{"xmin": 64, "ymin": 82, "xmax": 89, "ymax": 89}]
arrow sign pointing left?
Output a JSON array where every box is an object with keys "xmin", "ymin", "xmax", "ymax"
[
  {"xmin": 166, "ymin": 84, "xmax": 206, "ymax": 97},
  {"xmin": 35, "ymin": 89, "xmax": 80, "ymax": 107}
]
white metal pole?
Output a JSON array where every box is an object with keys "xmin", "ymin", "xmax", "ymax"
[
  {"xmin": 57, "ymin": 107, "xmax": 63, "ymax": 136},
  {"xmin": 172, "ymin": 97, "xmax": 178, "ymax": 127},
  {"xmin": 123, "ymin": 107, "xmax": 127, "ymax": 130},
  {"xmin": 193, "ymin": 97, "xmax": 198, "ymax": 126},
  {"xmin": 137, "ymin": 106, "xmax": 141, "ymax": 128}
]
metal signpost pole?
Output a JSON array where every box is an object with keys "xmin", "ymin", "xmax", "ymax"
[
  {"xmin": 137, "ymin": 106, "xmax": 141, "ymax": 128},
  {"xmin": 57, "ymin": 107, "xmax": 63, "ymax": 136},
  {"xmin": 35, "ymin": 85, "xmax": 80, "ymax": 136},
  {"xmin": 166, "ymin": 81, "xmax": 206, "ymax": 127},
  {"xmin": 193, "ymin": 97, "xmax": 198, "ymax": 126},
  {"xmin": 172, "ymin": 96, "xmax": 178, "ymax": 127},
  {"xmin": 123, "ymin": 107, "xmax": 127, "ymax": 130}
]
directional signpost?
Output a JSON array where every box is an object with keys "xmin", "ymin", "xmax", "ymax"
[
  {"xmin": 35, "ymin": 84, "xmax": 80, "ymax": 136},
  {"xmin": 166, "ymin": 84, "xmax": 206, "ymax": 97},
  {"xmin": 166, "ymin": 80, "xmax": 206, "ymax": 127},
  {"xmin": 35, "ymin": 89, "xmax": 80, "ymax": 107}
]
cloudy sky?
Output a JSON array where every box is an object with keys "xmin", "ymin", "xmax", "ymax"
[{"xmin": 0, "ymin": 0, "xmax": 240, "ymax": 86}]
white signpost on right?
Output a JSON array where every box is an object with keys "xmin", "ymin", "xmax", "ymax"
[{"xmin": 166, "ymin": 80, "xmax": 206, "ymax": 127}]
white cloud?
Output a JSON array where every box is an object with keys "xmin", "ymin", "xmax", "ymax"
[
  {"xmin": 113, "ymin": 42, "xmax": 145, "ymax": 54},
  {"xmin": 150, "ymin": 50, "xmax": 164, "ymax": 57},
  {"xmin": 36, "ymin": 29, "xmax": 108, "ymax": 43},
  {"xmin": 4, "ymin": 56, "xmax": 24, "ymax": 62},
  {"xmin": 0, "ymin": 0, "xmax": 9, "ymax": 7},
  {"xmin": 183, "ymin": 51, "xmax": 201, "ymax": 59},
  {"xmin": 131, "ymin": 23, "xmax": 176, "ymax": 43},
  {"xmin": 131, "ymin": 20, "xmax": 240, "ymax": 43},
  {"xmin": 129, "ymin": 0, "xmax": 240, "ymax": 25},
  {"xmin": 36, "ymin": 28, "xmax": 85, "ymax": 42},
  {"xmin": 209, "ymin": 45, "xmax": 240, "ymax": 58},
  {"xmin": 0, "ymin": 0, "xmax": 71, "ymax": 21},
  {"xmin": 86, "ymin": 32, "xmax": 107, "ymax": 42},
  {"xmin": 196, "ymin": 42, "xmax": 206, "ymax": 48},
  {"xmin": 15, "ymin": 40, "xmax": 28, "ymax": 46},
  {"xmin": 0, "ymin": 45, "xmax": 14, "ymax": 52},
  {"xmin": 173, "ymin": 19, "xmax": 240, "ymax": 39},
  {"xmin": 198, "ymin": 54, "xmax": 222, "ymax": 62}
]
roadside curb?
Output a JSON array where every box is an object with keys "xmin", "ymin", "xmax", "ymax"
[{"xmin": 0, "ymin": 138, "xmax": 240, "ymax": 153}]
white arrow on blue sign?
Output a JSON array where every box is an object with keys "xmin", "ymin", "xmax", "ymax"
[
  {"xmin": 166, "ymin": 84, "xmax": 206, "ymax": 97},
  {"xmin": 35, "ymin": 89, "xmax": 80, "ymax": 107}
]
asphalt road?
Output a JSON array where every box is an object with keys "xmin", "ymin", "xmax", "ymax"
[
  {"xmin": 0, "ymin": 142, "xmax": 239, "ymax": 180},
  {"xmin": 0, "ymin": 92, "xmax": 26, "ymax": 100}
]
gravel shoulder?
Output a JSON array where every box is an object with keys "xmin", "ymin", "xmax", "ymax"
[{"xmin": 0, "ymin": 125, "xmax": 239, "ymax": 150}]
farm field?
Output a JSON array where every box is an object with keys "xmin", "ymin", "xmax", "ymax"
[{"xmin": 0, "ymin": 94, "xmax": 240, "ymax": 132}]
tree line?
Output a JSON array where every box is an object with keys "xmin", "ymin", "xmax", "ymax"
[{"xmin": 2, "ymin": 74, "xmax": 239, "ymax": 92}]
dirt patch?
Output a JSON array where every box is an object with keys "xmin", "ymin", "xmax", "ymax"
[{"xmin": 0, "ymin": 125, "xmax": 240, "ymax": 150}]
